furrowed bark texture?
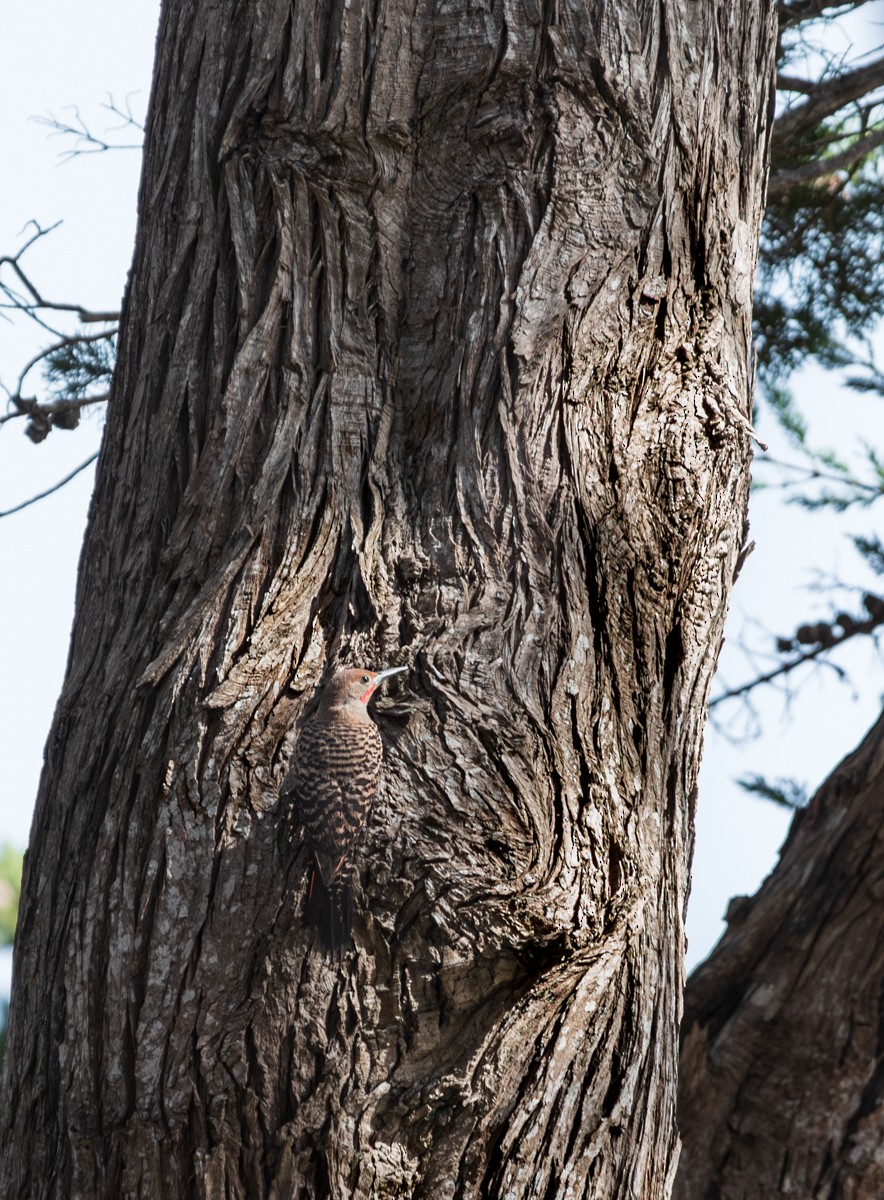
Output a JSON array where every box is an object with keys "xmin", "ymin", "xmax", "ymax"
[
  {"xmin": 1, "ymin": 1, "xmax": 774, "ymax": 1197},
  {"xmin": 677, "ymin": 710, "xmax": 884, "ymax": 1200}
]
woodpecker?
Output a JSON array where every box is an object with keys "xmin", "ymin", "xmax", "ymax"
[{"xmin": 282, "ymin": 665, "xmax": 406, "ymax": 951}]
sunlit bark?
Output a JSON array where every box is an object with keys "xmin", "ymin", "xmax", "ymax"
[{"xmin": 0, "ymin": 1, "xmax": 774, "ymax": 1195}]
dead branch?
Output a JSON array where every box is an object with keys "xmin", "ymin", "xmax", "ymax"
[
  {"xmin": 0, "ymin": 452, "xmax": 99, "ymax": 519},
  {"xmin": 33, "ymin": 93, "xmax": 144, "ymax": 161}
]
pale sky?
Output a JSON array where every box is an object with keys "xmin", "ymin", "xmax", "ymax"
[{"xmin": 1, "ymin": 1, "xmax": 882, "ymax": 996}]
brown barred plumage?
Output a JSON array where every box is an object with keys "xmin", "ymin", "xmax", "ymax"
[{"xmin": 281, "ymin": 665, "xmax": 405, "ymax": 951}]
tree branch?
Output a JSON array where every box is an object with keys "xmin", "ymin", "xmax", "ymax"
[
  {"xmin": 777, "ymin": 73, "xmax": 819, "ymax": 94},
  {"xmin": 776, "ymin": 1, "xmax": 879, "ymax": 33},
  {"xmin": 710, "ymin": 596, "xmax": 884, "ymax": 709},
  {"xmin": 758, "ymin": 455, "xmax": 884, "ymax": 497},
  {"xmin": 679, "ymin": 708, "xmax": 884, "ymax": 1198},
  {"xmin": 33, "ymin": 94, "xmax": 144, "ymax": 162},
  {"xmin": 0, "ymin": 452, "xmax": 98, "ymax": 519},
  {"xmin": 0, "ymin": 394, "xmax": 109, "ymax": 434},
  {"xmin": 710, "ymin": 641, "xmax": 845, "ymax": 707},
  {"xmin": 773, "ymin": 53, "xmax": 884, "ymax": 147},
  {"xmin": 0, "ymin": 223, "xmax": 121, "ymax": 333},
  {"xmin": 8, "ymin": 329, "xmax": 116, "ymax": 398}
]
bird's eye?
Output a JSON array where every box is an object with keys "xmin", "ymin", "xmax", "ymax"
[{"xmin": 361, "ymin": 674, "xmax": 370, "ymax": 684}]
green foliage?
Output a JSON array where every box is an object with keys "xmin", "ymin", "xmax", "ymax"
[
  {"xmin": 44, "ymin": 332, "xmax": 115, "ymax": 403},
  {"xmin": 758, "ymin": 9, "xmax": 884, "ymax": 398},
  {"xmin": 756, "ymin": 167, "xmax": 884, "ymax": 392},
  {"xmin": 853, "ymin": 535, "xmax": 884, "ymax": 576},
  {"xmin": 0, "ymin": 844, "xmax": 23, "ymax": 946},
  {"xmin": 763, "ymin": 384, "xmax": 808, "ymax": 444},
  {"xmin": 0, "ymin": 845, "xmax": 22, "ymax": 1067}
]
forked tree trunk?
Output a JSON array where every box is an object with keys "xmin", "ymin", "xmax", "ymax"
[
  {"xmin": 677, "ymin": 709, "xmax": 884, "ymax": 1200},
  {"xmin": 0, "ymin": 2, "xmax": 775, "ymax": 1196}
]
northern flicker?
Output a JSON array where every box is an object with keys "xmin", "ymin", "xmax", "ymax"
[{"xmin": 282, "ymin": 665, "xmax": 406, "ymax": 950}]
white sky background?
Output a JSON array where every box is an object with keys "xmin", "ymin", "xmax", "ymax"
[{"xmin": 1, "ymin": 2, "xmax": 883, "ymax": 1003}]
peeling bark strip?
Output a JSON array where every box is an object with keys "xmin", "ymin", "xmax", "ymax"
[
  {"xmin": 1, "ymin": 2, "xmax": 775, "ymax": 1197},
  {"xmin": 678, "ymin": 710, "xmax": 884, "ymax": 1200}
]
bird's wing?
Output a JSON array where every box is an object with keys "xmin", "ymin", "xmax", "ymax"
[{"xmin": 288, "ymin": 719, "xmax": 383, "ymax": 883}]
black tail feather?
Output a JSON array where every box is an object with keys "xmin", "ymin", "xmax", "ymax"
[{"xmin": 304, "ymin": 868, "xmax": 354, "ymax": 954}]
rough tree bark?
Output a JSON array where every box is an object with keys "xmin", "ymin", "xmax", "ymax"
[
  {"xmin": 677, "ymin": 710, "xmax": 884, "ymax": 1200},
  {"xmin": 0, "ymin": 2, "xmax": 775, "ymax": 1197}
]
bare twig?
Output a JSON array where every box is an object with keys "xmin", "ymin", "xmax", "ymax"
[
  {"xmin": 758, "ymin": 456, "xmax": 884, "ymax": 496},
  {"xmin": 34, "ymin": 93, "xmax": 144, "ymax": 162},
  {"xmin": 0, "ymin": 452, "xmax": 99, "ymax": 519},
  {"xmin": 0, "ymin": 222, "xmax": 121, "ymax": 332},
  {"xmin": 710, "ymin": 641, "xmax": 847, "ymax": 707},
  {"xmin": 711, "ymin": 597, "xmax": 884, "ymax": 709}
]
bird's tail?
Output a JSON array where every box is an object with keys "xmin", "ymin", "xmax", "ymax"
[{"xmin": 304, "ymin": 868, "xmax": 354, "ymax": 954}]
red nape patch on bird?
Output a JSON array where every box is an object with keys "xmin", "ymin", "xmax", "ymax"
[{"xmin": 359, "ymin": 685, "xmax": 376, "ymax": 704}]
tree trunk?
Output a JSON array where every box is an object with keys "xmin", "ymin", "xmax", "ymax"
[
  {"xmin": 0, "ymin": 2, "xmax": 775, "ymax": 1196},
  {"xmin": 677, "ymin": 710, "xmax": 884, "ymax": 1200}
]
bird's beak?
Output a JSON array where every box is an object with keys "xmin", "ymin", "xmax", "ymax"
[{"xmin": 374, "ymin": 666, "xmax": 407, "ymax": 684}]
